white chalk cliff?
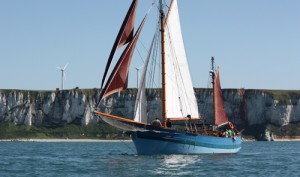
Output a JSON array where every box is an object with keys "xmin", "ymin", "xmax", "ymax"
[{"xmin": 0, "ymin": 89, "xmax": 299, "ymax": 128}]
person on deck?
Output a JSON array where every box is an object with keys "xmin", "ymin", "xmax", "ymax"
[
  {"xmin": 166, "ymin": 118, "xmax": 172, "ymax": 128},
  {"xmin": 228, "ymin": 129, "xmax": 233, "ymax": 137},
  {"xmin": 225, "ymin": 129, "xmax": 229, "ymax": 137},
  {"xmin": 151, "ymin": 118, "xmax": 162, "ymax": 127}
]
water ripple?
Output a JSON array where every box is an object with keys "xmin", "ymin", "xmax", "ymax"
[{"xmin": 0, "ymin": 141, "xmax": 300, "ymax": 176}]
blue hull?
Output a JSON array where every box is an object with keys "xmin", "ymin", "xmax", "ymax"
[{"xmin": 132, "ymin": 130, "xmax": 242, "ymax": 155}]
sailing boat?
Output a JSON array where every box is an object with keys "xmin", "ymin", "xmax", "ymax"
[{"xmin": 94, "ymin": 0, "xmax": 242, "ymax": 154}]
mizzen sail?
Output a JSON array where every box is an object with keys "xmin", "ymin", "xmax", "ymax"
[{"xmin": 214, "ymin": 68, "xmax": 229, "ymax": 126}]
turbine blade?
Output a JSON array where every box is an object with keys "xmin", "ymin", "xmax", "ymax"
[
  {"xmin": 56, "ymin": 67, "xmax": 62, "ymax": 70},
  {"xmin": 63, "ymin": 63, "xmax": 69, "ymax": 70}
]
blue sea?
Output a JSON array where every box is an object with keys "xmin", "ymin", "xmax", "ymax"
[{"xmin": 0, "ymin": 141, "xmax": 299, "ymax": 177}]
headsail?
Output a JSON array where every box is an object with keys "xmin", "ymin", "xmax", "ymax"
[
  {"xmin": 214, "ymin": 68, "xmax": 229, "ymax": 126},
  {"xmin": 133, "ymin": 34, "xmax": 156, "ymax": 123},
  {"xmin": 99, "ymin": 15, "xmax": 147, "ymax": 101},
  {"xmin": 99, "ymin": 0, "xmax": 138, "ymax": 103},
  {"xmin": 164, "ymin": 0, "xmax": 199, "ymax": 118}
]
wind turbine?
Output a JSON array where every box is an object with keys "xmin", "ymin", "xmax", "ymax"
[
  {"xmin": 56, "ymin": 63, "xmax": 68, "ymax": 90},
  {"xmin": 133, "ymin": 65, "xmax": 144, "ymax": 88}
]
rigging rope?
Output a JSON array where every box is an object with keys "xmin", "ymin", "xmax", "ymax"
[{"xmin": 163, "ymin": 19, "xmax": 195, "ymax": 117}]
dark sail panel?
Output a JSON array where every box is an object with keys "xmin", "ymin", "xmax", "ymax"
[
  {"xmin": 99, "ymin": 15, "xmax": 147, "ymax": 101},
  {"xmin": 100, "ymin": 0, "xmax": 138, "ymax": 91},
  {"xmin": 214, "ymin": 69, "xmax": 229, "ymax": 126},
  {"xmin": 116, "ymin": 0, "xmax": 137, "ymax": 48}
]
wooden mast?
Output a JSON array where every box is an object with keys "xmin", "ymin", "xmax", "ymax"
[
  {"xmin": 210, "ymin": 57, "xmax": 216, "ymax": 125},
  {"xmin": 159, "ymin": 0, "xmax": 167, "ymax": 127}
]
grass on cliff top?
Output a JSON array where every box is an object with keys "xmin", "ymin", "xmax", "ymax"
[
  {"xmin": 248, "ymin": 89, "xmax": 300, "ymax": 105},
  {"xmin": 263, "ymin": 89, "xmax": 300, "ymax": 98},
  {"xmin": 0, "ymin": 122, "xmax": 127, "ymax": 140}
]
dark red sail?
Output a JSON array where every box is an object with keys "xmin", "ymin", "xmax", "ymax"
[
  {"xmin": 99, "ymin": 15, "xmax": 147, "ymax": 101},
  {"xmin": 100, "ymin": 0, "xmax": 138, "ymax": 91},
  {"xmin": 214, "ymin": 68, "xmax": 229, "ymax": 126}
]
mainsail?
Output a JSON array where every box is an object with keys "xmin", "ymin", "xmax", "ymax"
[
  {"xmin": 214, "ymin": 68, "xmax": 229, "ymax": 126},
  {"xmin": 164, "ymin": 0, "xmax": 199, "ymax": 118}
]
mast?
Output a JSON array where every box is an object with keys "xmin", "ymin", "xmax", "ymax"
[
  {"xmin": 210, "ymin": 57, "xmax": 216, "ymax": 125},
  {"xmin": 159, "ymin": 0, "xmax": 167, "ymax": 127}
]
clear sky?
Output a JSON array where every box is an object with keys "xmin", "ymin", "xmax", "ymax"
[{"xmin": 0, "ymin": 0, "xmax": 299, "ymax": 91}]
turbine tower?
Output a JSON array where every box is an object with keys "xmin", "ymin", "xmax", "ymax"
[
  {"xmin": 56, "ymin": 63, "xmax": 68, "ymax": 90},
  {"xmin": 134, "ymin": 65, "xmax": 144, "ymax": 88}
]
